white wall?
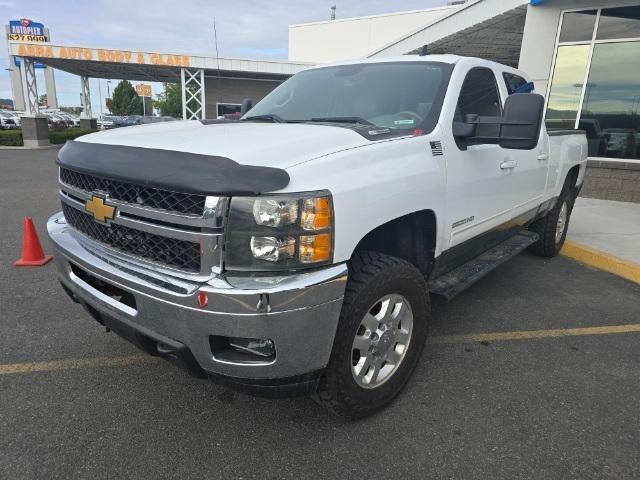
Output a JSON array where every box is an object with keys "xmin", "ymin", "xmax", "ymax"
[
  {"xmin": 288, "ymin": 6, "xmax": 457, "ymax": 63},
  {"xmin": 519, "ymin": 0, "xmax": 640, "ymax": 96}
]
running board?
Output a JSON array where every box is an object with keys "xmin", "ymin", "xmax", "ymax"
[{"xmin": 428, "ymin": 230, "xmax": 539, "ymax": 301}]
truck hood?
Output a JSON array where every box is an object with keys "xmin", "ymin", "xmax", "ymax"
[{"xmin": 77, "ymin": 120, "xmax": 372, "ymax": 169}]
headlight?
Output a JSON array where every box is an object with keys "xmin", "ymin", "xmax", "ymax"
[{"xmin": 225, "ymin": 191, "xmax": 334, "ymax": 271}]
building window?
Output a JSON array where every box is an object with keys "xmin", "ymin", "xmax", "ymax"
[
  {"xmin": 545, "ymin": 45, "xmax": 590, "ymax": 131},
  {"xmin": 558, "ymin": 10, "xmax": 597, "ymax": 43},
  {"xmin": 546, "ymin": 8, "xmax": 640, "ymax": 161},
  {"xmin": 581, "ymin": 42, "xmax": 640, "ymax": 159},
  {"xmin": 597, "ymin": 6, "xmax": 640, "ymax": 40}
]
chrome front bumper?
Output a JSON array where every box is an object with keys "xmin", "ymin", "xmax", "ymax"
[{"xmin": 47, "ymin": 212, "xmax": 347, "ymax": 385}]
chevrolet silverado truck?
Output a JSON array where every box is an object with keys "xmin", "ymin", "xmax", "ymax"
[{"xmin": 48, "ymin": 55, "xmax": 587, "ymax": 418}]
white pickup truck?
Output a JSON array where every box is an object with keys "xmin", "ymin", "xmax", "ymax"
[{"xmin": 48, "ymin": 55, "xmax": 587, "ymax": 418}]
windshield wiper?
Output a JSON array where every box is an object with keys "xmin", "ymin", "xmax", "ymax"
[
  {"xmin": 309, "ymin": 116, "xmax": 373, "ymax": 126},
  {"xmin": 242, "ymin": 114, "xmax": 286, "ymax": 123}
]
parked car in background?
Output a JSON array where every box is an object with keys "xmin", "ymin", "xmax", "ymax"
[
  {"xmin": 9, "ymin": 111, "xmax": 22, "ymax": 127},
  {"xmin": 43, "ymin": 112, "xmax": 72, "ymax": 129},
  {"xmin": 139, "ymin": 115, "xmax": 178, "ymax": 124},
  {"xmin": 0, "ymin": 110, "xmax": 21, "ymax": 127},
  {"xmin": 0, "ymin": 111, "xmax": 18, "ymax": 129},
  {"xmin": 57, "ymin": 112, "xmax": 80, "ymax": 128},
  {"xmin": 98, "ymin": 115, "xmax": 117, "ymax": 129},
  {"xmin": 112, "ymin": 115, "xmax": 141, "ymax": 127}
]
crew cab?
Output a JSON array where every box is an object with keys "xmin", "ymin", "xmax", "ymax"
[{"xmin": 47, "ymin": 55, "xmax": 587, "ymax": 418}]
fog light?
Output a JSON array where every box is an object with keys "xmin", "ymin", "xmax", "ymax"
[{"xmin": 229, "ymin": 337, "xmax": 275, "ymax": 358}]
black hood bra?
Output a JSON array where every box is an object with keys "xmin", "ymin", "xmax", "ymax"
[{"xmin": 57, "ymin": 140, "xmax": 290, "ymax": 196}]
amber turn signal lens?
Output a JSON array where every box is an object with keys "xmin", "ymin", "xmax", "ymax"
[
  {"xmin": 299, "ymin": 234, "xmax": 331, "ymax": 263},
  {"xmin": 301, "ymin": 197, "xmax": 331, "ymax": 231}
]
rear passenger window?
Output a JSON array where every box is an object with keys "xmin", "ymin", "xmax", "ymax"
[
  {"xmin": 456, "ymin": 68, "xmax": 502, "ymax": 140},
  {"xmin": 503, "ymin": 73, "xmax": 529, "ymax": 94}
]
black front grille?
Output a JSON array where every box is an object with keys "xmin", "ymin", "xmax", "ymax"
[
  {"xmin": 62, "ymin": 203, "xmax": 201, "ymax": 273},
  {"xmin": 60, "ymin": 168, "xmax": 206, "ymax": 216}
]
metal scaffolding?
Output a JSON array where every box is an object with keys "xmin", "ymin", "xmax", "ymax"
[
  {"xmin": 18, "ymin": 57, "xmax": 40, "ymax": 116},
  {"xmin": 80, "ymin": 75, "xmax": 92, "ymax": 119},
  {"xmin": 181, "ymin": 68, "xmax": 206, "ymax": 120}
]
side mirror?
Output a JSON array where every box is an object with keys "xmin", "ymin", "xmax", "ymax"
[
  {"xmin": 240, "ymin": 98, "xmax": 254, "ymax": 115},
  {"xmin": 499, "ymin": 93, "xmax": 544, "ymax": 150}
]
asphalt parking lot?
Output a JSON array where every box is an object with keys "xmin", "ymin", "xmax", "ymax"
[{"xmin": 1, "ymin": 148, "xmax": 639, "ymax": 479}]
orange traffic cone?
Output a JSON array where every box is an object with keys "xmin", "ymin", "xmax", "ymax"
[{"xmin": 14, "ymin": 217, "xmax": 53, "ymax": 267}]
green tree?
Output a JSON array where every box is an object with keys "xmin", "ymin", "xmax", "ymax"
[
  {"xmin": 109, "ymin": 80, "xmax": 141, "ymax": 115},
  {"xmin": 60, "ymin": 106, "xmax": 82, "ymax": 115},
  {"xmin": 154, "ymin": 83, "xmax": 183, "ymax": 118}
]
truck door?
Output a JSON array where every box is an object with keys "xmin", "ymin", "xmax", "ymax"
[
  {"xmin": 446, "ymin": 67, "xmax": 515, "ymax": 249},
  {"xmin": 499, "ymin": 72, "xmax": 549, "ymax": 219}
]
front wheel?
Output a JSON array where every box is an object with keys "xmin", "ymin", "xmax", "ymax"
[{"xmin": 313, "ymin": 252, "xmax": 430, "ymax": 418}]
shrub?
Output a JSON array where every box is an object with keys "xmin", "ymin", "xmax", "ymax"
[
  {"xmin": 0, "ymin": 129, "xmax": 24, "ymax": 146},
  {"xmin": 49, "ymin": 128, "xmax": 98, "ymax": 144},
  {"xmin": 0, "ymin": 127, "xmax": 97, "ymax": 147}
]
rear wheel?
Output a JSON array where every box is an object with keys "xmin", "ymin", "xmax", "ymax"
[
  {"xmin": 529, "ymin": 182, "xmax": 575, "ymax": 257},
  {"xmin": 313, "ymin": 252, "xmax": 429, "ymax": 418}
]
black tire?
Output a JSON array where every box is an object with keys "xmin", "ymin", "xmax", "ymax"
[
  {"xmin": 529, "ymin": 180, "xmax": 575, "ymax": 257},
  {"xmin": 313, "ymin": 251, "xmax": 430, "ymax": 419}
]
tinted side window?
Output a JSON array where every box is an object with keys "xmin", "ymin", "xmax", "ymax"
[
  {"xmin": 503, "ymin": 73, "xmax": 528, "ymax": 95},
  {"xmin": 456, "ymin": 68, "xmax": 502, "ymax": 139}
]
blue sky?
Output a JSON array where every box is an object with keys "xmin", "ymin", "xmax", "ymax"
[{"xmin": 1, "ymin": 0, "xmax": 445, "ymax": 112}]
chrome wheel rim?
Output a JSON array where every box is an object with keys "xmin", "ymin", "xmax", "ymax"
[
  {"xmin": 555, "ymin": 201, "xmax": 568, "ymax": 245},
  {"xmin": 351, "ymin": 294, "xmax": 414, "ymax": 389}
]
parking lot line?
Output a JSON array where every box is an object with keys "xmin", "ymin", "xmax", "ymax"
[
  {"xmin": 0, "ymin": 354, "xmax": 156, "ymax": 375},
  {"xmin": 2, "ymin": 324, "xmax": 639, "ymax": 376},
  {"xmin": 429, "ymin": 323, "xmax": 640, "ymax": 345}
]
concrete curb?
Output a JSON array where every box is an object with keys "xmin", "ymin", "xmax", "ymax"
[
  {"xmin": 561, "ymin": 240, "xmax": 640, "ymax": 285},
  {"xmin": 0, "ymin": 145, "xmax": 61, "ymax": 150}
]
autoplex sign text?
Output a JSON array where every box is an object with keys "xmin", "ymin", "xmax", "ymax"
[{"xmin": 15, "ymin": 43, "xmax": 191, "ymax": 67}]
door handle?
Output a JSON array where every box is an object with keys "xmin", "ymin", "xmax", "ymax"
[
  {"xmin": 500, "ymin": 160, "xmax": 517, "ymax": 170},
  {"xmin": 537, "ymin": 153, "xmax": 549, "ymax": 161}
]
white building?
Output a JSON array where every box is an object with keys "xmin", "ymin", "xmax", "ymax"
[{"xmin": 288, "ymin": 5, "xmax": 460, "ymax": 63}]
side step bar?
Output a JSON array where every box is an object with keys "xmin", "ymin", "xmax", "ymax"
[{"xmin": 428, "ymin": 230, "xmax": 539, "ymax": 301}]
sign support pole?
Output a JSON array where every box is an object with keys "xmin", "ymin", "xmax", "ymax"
[
  {"xmin": 80, "ymin": 75, "xmax": 92, "ymax": 119},
  {"xmin": 181, "ymin": 67, "xmax": 205, "ymax": 120},
  {"xmin": 19, "ymin": 57, "xmax": 39, "ymax": 116}
]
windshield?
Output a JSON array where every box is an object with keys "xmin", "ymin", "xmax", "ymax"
[{"xmin": 245, "ymin": 61, "xmax": 450, "ymax": 132}]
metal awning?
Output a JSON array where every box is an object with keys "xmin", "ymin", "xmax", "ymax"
[{"xmin": 369, "ymin": 0, "xmax": 529, "ymax": 67}]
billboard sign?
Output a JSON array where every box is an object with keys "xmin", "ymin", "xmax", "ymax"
[
  {"xmin": 8, "ymin": 19, "xmax": 47, "ymax": 69},
  {"xmin": 135, "ymin": 84, "xmax": 152, "ymax": 97},
  {"xmin": 12, "ymin": 43, "xmax": 191, "ymax": 67},
  {"xmin": 8, "ymin": 18, "xmax": 47, "ymax": 42}
]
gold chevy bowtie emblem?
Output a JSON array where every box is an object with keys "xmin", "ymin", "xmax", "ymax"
[{"xmin": 85, "ymin": 195, "xmax": 116, "ymax": 223}]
